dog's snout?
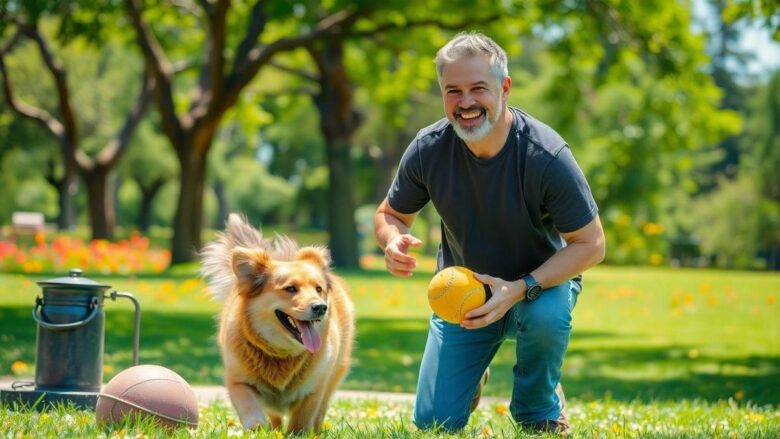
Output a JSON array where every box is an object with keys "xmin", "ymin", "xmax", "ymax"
[{"xmin": 311, "ymin": 303, "xmax": 327, "ymax": 317}]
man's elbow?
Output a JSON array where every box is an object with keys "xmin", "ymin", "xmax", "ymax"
[{"xmin": 591, "ymin": 233, "xmax": 606, "ymax": 266}]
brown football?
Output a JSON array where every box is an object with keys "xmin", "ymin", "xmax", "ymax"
[{"xmin": 95, "ymin": 364, "xmax": 199, "ymax": 429}]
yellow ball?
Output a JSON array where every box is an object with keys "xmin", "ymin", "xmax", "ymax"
[{"xmin": 427, "ymin": 266, "xmax": 487, "ymax": 324}]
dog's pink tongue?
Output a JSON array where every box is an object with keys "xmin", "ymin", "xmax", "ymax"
[{"xmin": 296, "ymin": 320, "xmax": 321, "ymax": 353}]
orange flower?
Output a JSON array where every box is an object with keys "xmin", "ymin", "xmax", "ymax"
[{"xmin": 11, "ymin": 360, "xmax": 29, "ymax": 375}]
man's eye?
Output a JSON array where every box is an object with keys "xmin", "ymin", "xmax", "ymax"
[{"xmin": 284, "ymin": 286, "xmax": 297, "ymax": 293}]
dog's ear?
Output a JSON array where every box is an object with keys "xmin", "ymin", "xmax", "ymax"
[
  {"xmin": 296, "ymin": 246, "xmax": 332, "ymax": 271},
  {"xmin": 232, "ymin": 247, "xmax": 271, "ymax": 295}
]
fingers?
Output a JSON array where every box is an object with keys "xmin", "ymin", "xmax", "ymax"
[
  {"xmin": 384, "ymin": 234, "xmax": 422, "ymax": 277},
  {"xmin": 463, "ymin": 301, "xmax": 493, "ymax": 320},
  {"xmin": 461, "ymin": 308, "xmax": 499, "ymax": 329},
  {"xmin": 473, "ymin": 272, "xmax": 496, "ymax": 285}
]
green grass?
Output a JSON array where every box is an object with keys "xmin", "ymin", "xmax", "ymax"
[
  {"xmin": 1, "ymin": 398, "xmax": 778, "ymax": 438},
  {"xmin": 1, "ymin": 264, "xmax": 779, "ymax": 436}
]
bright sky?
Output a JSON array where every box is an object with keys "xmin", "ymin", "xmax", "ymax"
[{"xmin": 692, "ymin": 0, "xmax": 780, "ymax": 80}]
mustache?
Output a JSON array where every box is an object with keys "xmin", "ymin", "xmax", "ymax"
[{"xmin": 454, "ymin": 106, "xmax": 486, "ymax": 115}]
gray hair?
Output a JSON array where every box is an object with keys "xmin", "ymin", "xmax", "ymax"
[{"xmin": 435, "ymin": 32, "xmax": 508, "ymax": 85}]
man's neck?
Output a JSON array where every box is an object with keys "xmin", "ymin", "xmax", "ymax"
[{"xmin": 464, "ymin": 106, "xmax": 513, "ymax": 159}]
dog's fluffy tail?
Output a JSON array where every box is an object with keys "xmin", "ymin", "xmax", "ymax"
[{"xmin": 200, "ymin": 213, "xmax": 265, "ymax": 301}]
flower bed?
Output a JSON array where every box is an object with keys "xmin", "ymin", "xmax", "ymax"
[{"xmin": 0, "ymin": 232, "xmax": 170, "ymax": 274}]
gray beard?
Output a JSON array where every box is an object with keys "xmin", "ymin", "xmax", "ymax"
[{"xmin": 451, "ymin": 101, "xmax": 504, "ymax": 143}]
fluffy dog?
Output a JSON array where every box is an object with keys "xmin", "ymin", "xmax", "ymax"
[{"xmin": 201, "ymin": 214, "xmax": 355, "ymax": 433}]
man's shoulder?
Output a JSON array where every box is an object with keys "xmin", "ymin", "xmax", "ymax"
[
  {"xmin": 412, "ymin": 117, "xmax": 453, "ymax": 149},
  {"xmin": 511, "ymin": 107, "xmax": 568, "ymax": 159}
]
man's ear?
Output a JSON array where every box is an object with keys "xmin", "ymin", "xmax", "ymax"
[{"xmin": 232, "ymin": 247, "xmax": 271, "ymax": 295}]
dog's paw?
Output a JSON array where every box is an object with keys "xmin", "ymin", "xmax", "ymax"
[{"xmin": 241, "ymin": 413, "xmax": 266, "ymax": 430}]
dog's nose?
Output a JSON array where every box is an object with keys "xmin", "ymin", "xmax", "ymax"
[{"xmin": 311, "ymin": 303, "xmax": 327, "ymax": 317}]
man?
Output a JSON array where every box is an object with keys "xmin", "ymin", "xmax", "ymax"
[{"xmin": 373, "ymin": 32, "xmax": 605, "ymax": 435}]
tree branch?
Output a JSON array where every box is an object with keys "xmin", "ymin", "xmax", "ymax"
[
  {"xmin": 268, "ymin": 60, "xmax": 319, "ymax": 83},
  {"xmin": 96, "ymin": 74, "xmax": 156, "ymax": 168},
  {"xmin": 232, "ymin": 0, "xmax": 268, "ymax": 75},
  {"xmin": 347, "ymin": 14, "xmax": 502, "ymax": 39},
  {"xmin": 222, "ymin": 8, "xmax": 368, "ymax": 115},
  {"xmin": 200, "ymin": 0, "xmax": 230, "ymax": 119},
  {"xmin": 0, "ymin": 53, "xmax": 65, "ymax": 138},
  {"xmin": 125, "ymin": 0, "xmax": 183, "ymax": 146},
  {"xmin": 20, "ymin": 20, "xmax": 79, "ymax": 148}
]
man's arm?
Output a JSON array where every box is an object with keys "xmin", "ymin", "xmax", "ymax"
[
  {"xmin": 462, "ymin": 215, "xmax": 605, "ymax": 329},
  {"xmin": 374, "ymin": 197, "xmax": 423, "ymax": 277},
  {"xmin": 527, "ymin": 214, "xmax": 606, "ymax": 288}
]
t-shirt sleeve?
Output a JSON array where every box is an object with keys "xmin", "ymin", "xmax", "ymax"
[
  {"xmin": 541, "ymin": 147, "xmax": 599, "ymax": 233},
  {"xmin": 387, "ymin": 139, "xmax": 430, "ymax": 214}
]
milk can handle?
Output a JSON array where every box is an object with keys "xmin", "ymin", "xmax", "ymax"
[
  {"xmin": 108, "ymin": 291, "xmax": 141, "ymax": 366},
  {"xmin": 32, "ymin": 296, "xmax": 100, "ymax": 330}
]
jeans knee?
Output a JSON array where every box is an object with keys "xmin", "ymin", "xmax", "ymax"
[
  {"xmin": 522, "ymin": 306, "xmax": 571, "ymax": 345},
  {"xmin": 413, "ymin": 406, "xmax": 469, "ymax": 431}
]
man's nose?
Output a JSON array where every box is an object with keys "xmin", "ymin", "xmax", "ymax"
[{"xmin": 459, "ymin": 92, "xmax": 476, "ymax": 107}]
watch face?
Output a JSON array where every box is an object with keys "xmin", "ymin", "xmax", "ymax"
[{"xmin": 527, "ymin": 286, "xmax": 542, "ymax": 300}]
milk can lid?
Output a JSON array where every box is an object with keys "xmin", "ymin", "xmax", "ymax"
[{"xmin": 37, "ymin": 268, "xmax": 111, "ymax": 290}]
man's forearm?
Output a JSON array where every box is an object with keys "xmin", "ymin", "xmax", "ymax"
[
  {"xmin": 374, "ymin": 212, "xmax": 411, "ymax": 249},
  {"xmin": 530, "ymin": 240, "xmax": 605, "ymax": 289}
]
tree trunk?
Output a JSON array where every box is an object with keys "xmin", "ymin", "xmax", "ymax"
[
  {"xmin": 83, "ymin": 166, "xmax": 114, "ymax": 240},
  {"xmin": 56, "ymin": 163, "xmax": 78, "ymax": 231},
  {"xmin": 171, "ymin": 144, "xmax": 209, "ymax": 264},
  {"xmin": 213, "ymin": 179, "xmax": 229, "ymax": 229},
  {"xmin": 310, "ymin": 39, "xmax": 361, "ymax": 268},
  {"xmin": 136, "ymin": 177, "xmax": 165, "ymax": 233},
  {"xmin": 325, "ymin": 141, "xmax": 359, "ymax": 267}
]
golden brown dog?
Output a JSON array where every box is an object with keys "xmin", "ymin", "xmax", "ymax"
[{"xmin": 200, "ymin": 214, "xmax": 354, "ymax": 433}]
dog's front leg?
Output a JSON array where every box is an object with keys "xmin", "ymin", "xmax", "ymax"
[
  {"xmin": 227, "ymin": 382, "xmax": 267, "ymax": 429},
  {"xmin": 287, "ymin": 391, "xmax": 325, "ymax": 433}
]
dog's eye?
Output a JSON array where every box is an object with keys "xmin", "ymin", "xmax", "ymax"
[
  {"xmin": 315, "ymin": 286, "xmax": 323, "ymax": 293},
  {"xmin": 284, "ymin": 286, "xmax": 298, "ymax": 293}
]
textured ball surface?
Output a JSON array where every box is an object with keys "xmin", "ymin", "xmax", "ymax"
[
  {"xmin": 96, "ymin": 364, "xmax": 199, "ymax": 429},
  {"xmin": 428, "ymin": 266, "xmax": 487, "ymax": 324}
]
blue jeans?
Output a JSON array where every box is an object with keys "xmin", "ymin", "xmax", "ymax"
[{"xmin": 413, "ymin": 280, "xmax": 580, "ymax": 430}]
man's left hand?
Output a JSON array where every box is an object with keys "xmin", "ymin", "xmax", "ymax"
[{"xmin": 461, "ymin": 273, "xmax": 526, "ymax": 329}]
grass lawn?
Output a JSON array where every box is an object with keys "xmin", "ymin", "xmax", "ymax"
[{"xmin": 1, "ymin": 263, "xmax": 778, "ymax": 436}]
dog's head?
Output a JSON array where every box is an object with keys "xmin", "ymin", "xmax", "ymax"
[{"xmin": 232, "ymin": 245, "xmax": 333, "ymax": 354}]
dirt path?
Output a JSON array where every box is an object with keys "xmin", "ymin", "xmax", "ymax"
[{"xmin": 1, "ymin": 376, "xmax": 505, "ymax": 406}]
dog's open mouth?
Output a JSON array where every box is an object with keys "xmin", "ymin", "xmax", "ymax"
[{"xmin": 275, "ymin": 310, "xmax": 322, "ymax": 353}]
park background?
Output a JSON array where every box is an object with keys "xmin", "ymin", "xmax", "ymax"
[{"xmin": 0, "ymin": 0, "xmax": 778, "ymax": 437}]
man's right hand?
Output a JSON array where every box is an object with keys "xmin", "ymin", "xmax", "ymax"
[{"xmin": 383, "ymin": 234, "xmax": 423, "ymax": 277}]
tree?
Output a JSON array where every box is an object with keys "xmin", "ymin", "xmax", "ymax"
[
  {"xmin": 0, "ymin": 14, "xmax": 153, "ymax": 239},
  {"xmin": 124, "ymin": 0, "xmax": 380, "ymax": 263}
]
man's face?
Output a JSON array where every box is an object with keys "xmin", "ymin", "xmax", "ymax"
[{"xmin": 439, "ymin": 54, "xmax": 508, "ymax": 142}]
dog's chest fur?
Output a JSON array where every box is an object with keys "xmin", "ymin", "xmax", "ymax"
[{"xmin": 230, "ymin": 325, "xmax": 334, "ymax": 410}]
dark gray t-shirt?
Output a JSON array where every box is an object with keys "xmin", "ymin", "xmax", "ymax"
[{"xmin": 387, "ymin": 107, "xmax": 598, "ymax": 283}]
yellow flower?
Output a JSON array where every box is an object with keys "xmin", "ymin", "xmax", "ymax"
[
  {"xmin": 735, "ymin": 390, "xmax": 745, "ymax": 400},
  {"xmin": 494, "ymin": 403, "xmax": 509, "ymax": 416},
  {"xmin": 649, "ymin": 253, "xmax": 663, "ymax": 265},
  {"xmin": 480, "ymin": 425, "xmax": 493, "ymax": 436},
  {"xmin": 767, "ymin": 295, "xmax": 776, "ymax": 305},
  {"xmin": 11, "ymin": 360, "xmax": 29, "ymax": 375},
  {"xmin": 642, "ymin": 222, "xmax": 664, "ymax": 235}
]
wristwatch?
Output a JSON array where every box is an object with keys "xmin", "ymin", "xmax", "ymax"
[{"xmin": 522, "ymin": 274, "xmax": 543, "ymax": 302}]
